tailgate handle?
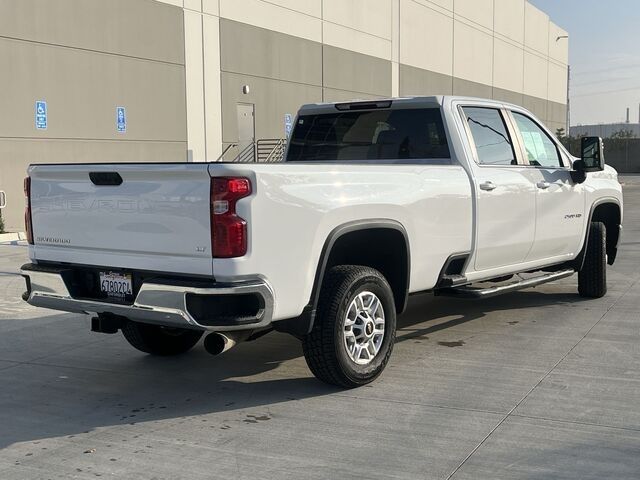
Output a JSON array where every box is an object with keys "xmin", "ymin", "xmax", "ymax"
[{"xmin": 89, "ymin": 172, "xmax": 123, "ymax": 186}]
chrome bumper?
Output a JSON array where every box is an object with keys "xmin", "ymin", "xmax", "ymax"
[{"xmin": 21, "ymin": 265, "xmax": 274, "ymax": 332}]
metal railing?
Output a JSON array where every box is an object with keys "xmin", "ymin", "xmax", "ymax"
[
  {"xmin": 235, "ymin": 143, "xmax": 256, "ymax": 163},
  {"xmin": 256, "ymin": 139, "xmax": 286, "ymax": 162},
  {"xmin": 217, "ymin": 143, "xmax": 238, "ymax": 162},
  {"xmin": 216, "ymin": 139, "xmax": 286, "ymax": 163}
]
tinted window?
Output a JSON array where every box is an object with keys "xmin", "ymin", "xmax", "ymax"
[
  {"xmin": 286, "ymin": 108, "xmax": 450, "ymax": 162},
  {"xmin": 512, "ymin": 112, "xmax": 562, "ymax": 167},
  {"xmin": 462, "ymin": 107, "xmax": 516, "ymax": 166}
]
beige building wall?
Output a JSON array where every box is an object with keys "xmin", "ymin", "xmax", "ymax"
[
  {"xmin": 165, "ymin": 0, "xmax": 568, "ymax": 160},
  {"xmin": 0, "ymin": 0, "xmax": 187, "ymax": 231},
  {"xmin": 0, "ymin": 0, "xmax": 568, "ymax": 231}
]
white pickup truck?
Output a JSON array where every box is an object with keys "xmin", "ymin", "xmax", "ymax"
[{"xmin": 21, "ymin": 96, "xmax": 623, "ymax": 387}]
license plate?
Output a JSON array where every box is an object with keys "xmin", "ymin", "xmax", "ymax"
[{"xmin": 99, "ymin": 272, "xmax": 133, "ymax": 300}]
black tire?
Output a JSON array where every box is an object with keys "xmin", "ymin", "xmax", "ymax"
[
  {"xmin": 121, "ymin": 321, "xmax": 203, "ymax": 356},
  {"xmin": 578, "ymin": 221, "xmax": 607, "ymax": 298},
  {"xmin": 302, "ymin": 265, "xmax": 397, "ymax": 388}
]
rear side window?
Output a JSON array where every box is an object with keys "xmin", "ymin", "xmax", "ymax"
[
  {"xmin": 462, "ymin": 107, "xmax": 516, "ymax": 166},
  {"xmin": 286, "ymin": 108, "xmax": 450, "ymax": 162}
]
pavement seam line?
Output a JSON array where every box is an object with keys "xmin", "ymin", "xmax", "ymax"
[
  {"xmin": 333, "ymin": 393, "xmax": 505, "ymax": 417},
  {"xmin": 443, "ymin": 277, "xmax": 639, "ymax": 480},
  {"xmin": 0, "ymin": 361, "xmax": 22, "ymax": 372},
  {"xmin": 509, "ymin": 413, "xmax": 640, "ymax": 434}
]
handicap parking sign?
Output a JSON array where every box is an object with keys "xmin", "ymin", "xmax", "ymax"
[
  {"xmin": 284, "ymin": 113, "xmax": 293, "ymax": 137},
  {"xmin": 35, "ymin": 101, "xmax": 47, "ymax": 130},
  {"xmin": 116, "ymin": 107, "xmax": 126, "ymax": 133}
]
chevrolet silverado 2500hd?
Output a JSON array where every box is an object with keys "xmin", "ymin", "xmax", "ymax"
[{"xmin": 21, "ymin": 96, "xmax": 623, "ymax": 387}]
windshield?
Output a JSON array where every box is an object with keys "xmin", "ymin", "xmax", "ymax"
[{"xmin": 286, "ymin": 108, "xmax": 450, "ymax": 162}]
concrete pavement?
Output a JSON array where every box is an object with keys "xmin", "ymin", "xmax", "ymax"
[{"xmin": 0, "ymin": 179, "xmax": 639, "ymax": 479}]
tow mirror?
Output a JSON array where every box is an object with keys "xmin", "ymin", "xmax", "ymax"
[
  {"xmin": 581, "ymin": 136, "xmax": 605, "ymax": 172},
  {"xmin": 571, "ymin": 136, "xmax": 605, "ymax": 183}
]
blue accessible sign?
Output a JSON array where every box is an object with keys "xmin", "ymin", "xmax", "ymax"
[
  {"xmin": 284, "ymin": 113, "xmax": 293, "ymax": 137},
  {"xmin": 116, "ymin": 107, "xmax": 126, "ymax": 133},
  {"xmin": 35, "ymin": 101, "xmax": 47, "ymax": 130}
]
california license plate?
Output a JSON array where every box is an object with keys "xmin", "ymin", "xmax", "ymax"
[{"xmin": 99, "ymin": 272, "xmax": 133, "ymax": 300}]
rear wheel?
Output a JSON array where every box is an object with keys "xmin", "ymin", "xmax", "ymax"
[
  {"xmin": 302, "ymin": 265, "xmax": 396, "ymax": 388},
  {"xmin": 122, "ymin": 321, "xmax": 203, "ymax": 356},
  {"xmin": 578, "ymin": 221, "xmax": 607, "ymax": 298}
]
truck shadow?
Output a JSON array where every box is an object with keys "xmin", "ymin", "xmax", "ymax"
[
  {"xmin": 0, "ymin": 288, "xmax": 592, "ymax": 449},
  {"xmin": 0, "ymin": 314, "xmax": 340, "ymax": 449},
  {"xmin": 395, "ymin": 289, "xmax": 589, "ymax": 342}
]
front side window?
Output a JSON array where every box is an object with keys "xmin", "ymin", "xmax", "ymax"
[
  {"xmin": 462, "ymin": 107, "xmax": 517, "ymax": 166},
  {"xmin": 286, "ymin": 108, "xmax": 450, "ymax": 162},
  {"xmin": 512, "ymin": 112, "xmax": 562, "ymax": 168}
]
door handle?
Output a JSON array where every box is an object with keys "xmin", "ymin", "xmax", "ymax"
[
  {"xmin": 479, "ymin": 181, "xmax": 497, "ymax": 191},
  {"xmin": 536, "ymin": 181, "xmax": 550, "ymax": 190}
]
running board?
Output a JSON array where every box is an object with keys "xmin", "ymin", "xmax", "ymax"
[{"xmin": 436, "ymin": 269, "xmax": 575, "ymax": 299}]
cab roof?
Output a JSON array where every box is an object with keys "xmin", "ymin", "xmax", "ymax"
[{"xmin": 297, "ymin": 96, "xmax": 523, "ymax": 115}]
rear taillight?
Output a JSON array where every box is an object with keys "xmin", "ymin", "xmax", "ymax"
[
  {"xmin": 24, "ymin": 177, "xmax": 34, "ymax": 245},
  {"xmin": 211, "ymin": 177, "xmax": 251, "ymax": 258}
]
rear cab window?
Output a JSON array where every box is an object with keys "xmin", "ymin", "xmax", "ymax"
[
  {"xmin": 461, "ymin": 107, "xmax": 517, "ymax": 166},
  {"xmin": 286, "ymin": 106, "xmax": 450, "ymax": 163}
]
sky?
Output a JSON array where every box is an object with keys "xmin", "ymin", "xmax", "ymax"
[{"xmin": 529, "ymin": 0, "xmax": 640, "ymax": 126}]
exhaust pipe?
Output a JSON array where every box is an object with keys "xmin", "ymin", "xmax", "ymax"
[{"xmin": 203, "ymin": 331, "xmax": 252, "ymax": 356}]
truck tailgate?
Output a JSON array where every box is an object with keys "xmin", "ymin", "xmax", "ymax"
[{"xmin": 28, "ymin": 163, "xmax": 213, "ymax": 276}]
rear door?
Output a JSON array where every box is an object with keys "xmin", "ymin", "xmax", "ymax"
[
  {"xmin": 29, "ymin": 163, "xmax": 214, "ymax": 276},
  {"xmin": 507, "ymin": 110, "xmax": 586, "ymax": 261},
  {"xmin": 460, "ymin": 106, "xmax": 536, "ymax": 271}
]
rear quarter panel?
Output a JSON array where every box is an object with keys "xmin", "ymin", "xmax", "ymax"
[{"xmin": 209, "ymin": 163, "xmax": 472, "ymax": 320}]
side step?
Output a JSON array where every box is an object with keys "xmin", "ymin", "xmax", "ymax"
[
  {"xmin": 437, "ymin": 274, "xmax": 469, "ymax": 288},
  {"xmin": 436, "ymin": 269, "xmax": 575, "ymax": 299}
]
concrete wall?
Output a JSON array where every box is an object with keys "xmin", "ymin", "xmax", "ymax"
[
  {"xmin": 563, "ymin": 137, "xmax": 640, "ymax": 174},
  {"xmin": 0, "ymin": 0, "xmax": 187, "ymax": 231},
  {"xmin": 570, "ymin": 123, "xmax": 640, "ymax": 139},
  {"xmin": 604, "ymin": 139, "xmax": 640, "ymax": 173},
  {"xmin": 218, "ymin": 19, "xmax": 392, "ymax": 147}
]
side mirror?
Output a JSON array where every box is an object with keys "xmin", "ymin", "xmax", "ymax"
[
  {"xmin": 580, "ymin": 136, "xmax": 605, "ymax": 172},
  {"xmin": 571, "ymin": 136, "xmax": 605, "ymax": 184}
]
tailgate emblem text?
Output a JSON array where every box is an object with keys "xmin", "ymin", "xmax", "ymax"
[{"xmin": 36, "ymin": 236, "xmax": 71, "ymax": 245}]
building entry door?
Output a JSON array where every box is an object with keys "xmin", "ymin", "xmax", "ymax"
[{"xmin": 236, "ymin": 103, "xmax": 255, "ymax": 161}]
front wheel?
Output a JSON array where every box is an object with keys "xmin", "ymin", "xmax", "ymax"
[
  {"xmin": 578, "ymin": 221, "xmax": 607, "ymax": 298},
  {"xmin": 302, "ymin": 266, "xmax": 397, "ymax": 388},
  {"xmin": 122, "ymin": 321, "xmax": 203, "ymax": 356}
]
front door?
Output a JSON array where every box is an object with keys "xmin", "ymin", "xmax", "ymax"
[
  {"xmin": 460, "ymin": 106, "xmax": 537, "ymax": 271},
  {"xmin": 236, "ymin": 103, "xmax": 255, "ymax": 161},
  {"xmin": 508, "ymin": 111, "xmax": 586, "ymax": 261}
]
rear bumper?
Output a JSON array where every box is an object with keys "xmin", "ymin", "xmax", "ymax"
[{"xmin": 21, "ymin": 263, "xmax": 274, "ymax": 332}]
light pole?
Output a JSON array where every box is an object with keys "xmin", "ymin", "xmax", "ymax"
[{"xmin": 557, "ymin": 35, "xmax": 570, "ymax": 134}]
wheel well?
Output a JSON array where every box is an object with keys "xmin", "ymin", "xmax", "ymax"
[
  {"xmin": 272, "ymin": 224, "xmax": 410, "ymax": 338},
  {"xmin": 324, "ymin": 227, "xmax": 409, "ymax": 313},
  {"xmin": 592, "ymin": 202, "xmax": 621, "ymax": 264}
]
